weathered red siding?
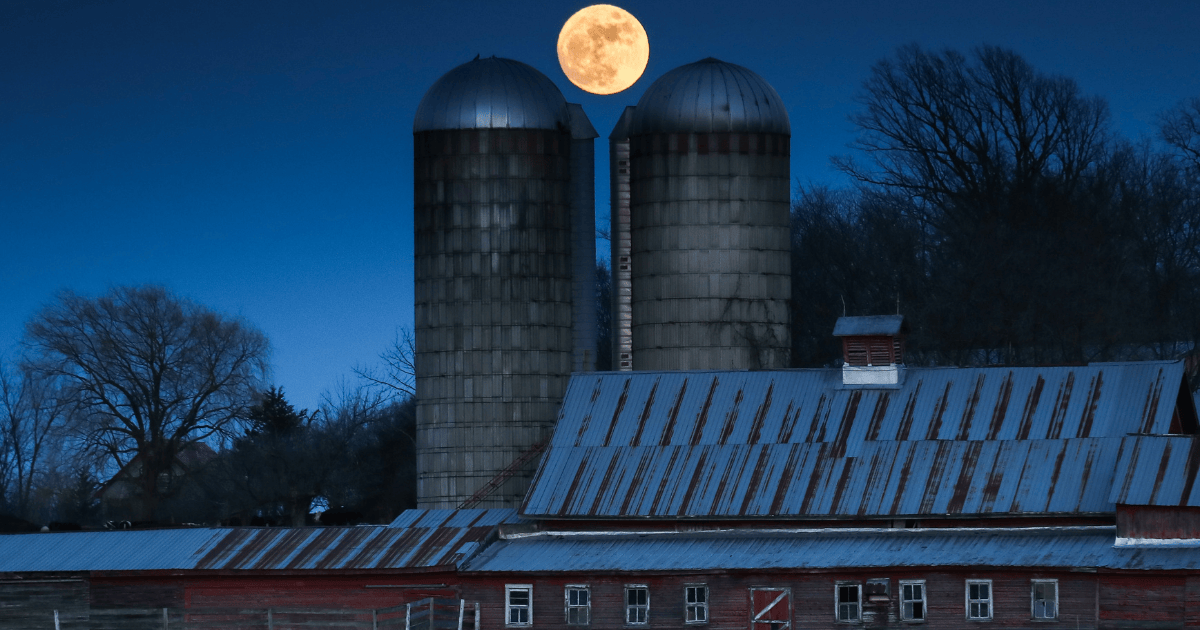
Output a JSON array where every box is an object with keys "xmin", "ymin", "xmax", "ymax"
[
  {"xmin": 1100, "ymin": 574, "xmax": 1184, "ymax": 628},
  {"xmin": 1118, "ymin": 505, "xmax": 1200, "ymax": 539},
  {"xmin": 460, "ymin": 570, "xmax": 1110, "ymax": 630}
]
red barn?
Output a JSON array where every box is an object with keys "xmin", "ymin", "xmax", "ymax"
[{"xmin": 5, "ymin": 326, "xmax": 1200, "ymax": 629}]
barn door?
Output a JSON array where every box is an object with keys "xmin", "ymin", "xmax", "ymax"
[{"xmin": 749, "ymin": 587, "xmax": 791, "ymax": 630}]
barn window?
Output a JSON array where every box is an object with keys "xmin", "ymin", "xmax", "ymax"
[
  {"xmin": 966, "ymin": 580, "xmax": 992, "ymax": 620},
  {"xmin": 565, "ymin": 585, "xmax": 590, "ymax": 625},
  {"xmin": 685, "ymin": 584, "xmax": 708, "ymax": 623},
  {"xmin": 507, "ymin": 584, "xmax": 532, "ymax": 626},
  {"xmin": 836, "ymin": 583, "xmax": 861, "ymax": 622},
  {"xmin": 900, "ymin": 580, "xmax": 925, "ymax": 622},
  {"xmin": 1031, "ymin": 580, "xmax": 1057, "ymax": 620},
  {"xmin": 626, "ymin": 585, "xmax": 649, "ymax": 625}
]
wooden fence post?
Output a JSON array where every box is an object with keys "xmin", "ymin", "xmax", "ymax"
[
  {"xmin": 162, "ymin": 606, "xmax": 168, "ymax": 629},
  {"xmin": 268, "ymin": 607, "xmax": 274, "ymax": 630}
]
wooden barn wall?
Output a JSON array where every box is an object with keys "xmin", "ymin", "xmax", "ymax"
[
  {"xmin": 90, "ymin": 573, "xmax": 457, "ymax": 611},
  {"xmin": 460, "ymin": 571, "xmax": 1109, "ymax": 630},
  {"xmin": 1118, "ymin": 505, "xmax": 1200, "ymax": 539},
  {"xmin": 1099, "ymin": 574, "xmax": 1185, "ymax": 628},
  {"xmin": 0, "ymin": 578, "xmax": 89, "ymax": 630}
]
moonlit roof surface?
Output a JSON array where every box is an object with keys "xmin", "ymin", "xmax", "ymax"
[
  {"xmin": 632, "ymin": 58, "xmax": 790, "ymax": 135},
  {"xmin": 414, "ymin": 57, "xmax": 569, "ymax": 132}
]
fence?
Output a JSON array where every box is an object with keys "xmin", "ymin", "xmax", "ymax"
[{"xmin": 33, "ymin": 598, "xmax": 477, "ymax": 630}]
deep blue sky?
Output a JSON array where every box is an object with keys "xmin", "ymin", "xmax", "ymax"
[{"xmin": 4, "ymin": 0, "xmax": 1199, "ymax": 411}]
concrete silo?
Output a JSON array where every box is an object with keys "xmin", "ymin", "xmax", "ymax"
[
  {"xmin": 413, "ymin": 57, "xmax": 595, "ymax": 508},
  {"xmin": 616, "ymin": 58, "xmax": 792, "ymax": 371}
]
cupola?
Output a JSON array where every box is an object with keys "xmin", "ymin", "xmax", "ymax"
[{"xmin": 833, "ymin": 315, "xmax": 907, "ymax": 386}]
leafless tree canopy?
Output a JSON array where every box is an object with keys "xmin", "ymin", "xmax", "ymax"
[
  {"xmin": 353, "ymin": 328, "xmax": 415, "ymax": 399},
  {"xmin": 792, "ymin": 45, "xmax": 1200, "ymax": 370},
  {"xmin": 1161, "ymin": 97, "xmax": 1200, "ymax": 170},
  {"xmin": 22, "ymin": 285, "xmax": 269, "ymax": 520},
  {"xmin": 837, "ymin": 44, "xmax": 1108, "ymax": 232},
  {"xmin": 0, "ymin": 362, "xmax": 75, "ymax": 520}
]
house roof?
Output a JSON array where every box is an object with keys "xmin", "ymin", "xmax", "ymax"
[
  {"xmin": 464, "ymin": 526, "xmax": 1200, "ymax": 573},
  {"xmin": 0, "ymin": 509, "xmax": 519, "ymax": 573},
  {"xmin": 522, "ymin": 363, "xmax": 1195, "ymax": 519}
]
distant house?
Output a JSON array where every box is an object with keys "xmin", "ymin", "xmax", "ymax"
[{"xmin": 94, "ymin": 442, "xmax": 216, "ymax": 522}]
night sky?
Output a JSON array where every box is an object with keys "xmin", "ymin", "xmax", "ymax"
[{"xmin": 4, "ymin": 0, "xmax": 1199, "ymax": 411}]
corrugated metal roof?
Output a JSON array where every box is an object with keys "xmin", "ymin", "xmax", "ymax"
[
  {"xmin": 833, "ymin": 315, "xmax": 905, "ymax": 337},
  {"xmin": 413, "ymin": 57, "xmax": 568, "ymax": 132},
  {"xmin": 0, "ymin": 509, "xmax": 521, "ymax": 573},
  {"xmin": 524, "ymin": 363, "xmax": 1191, "ymax": 518},
  {"xmin": 464, "ymin": 526, "xmax": 1200, "ymax": 572},
  {"xmin": 631, "ymin": 58, "xmax": 790, "ymax": 135},
  {"xmin": 1110, "ymin": 437, "xmax": 1200, "ymax": 506},
  {"xmin": 524, "ymin": 438, "xmax": 1122, "ymax": 518},
  {"xmin": 547, "ymin": 364, "xmax": 1185, "ymax": 449}
]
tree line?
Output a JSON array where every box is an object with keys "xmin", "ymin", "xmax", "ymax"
[
  {"xmin": 1, "ymin": 286, "xmax": 415, "ymax": 529},
  {"xmin": 791, "ymin": 44, "xmax": 1200, "ymax": 375},
  {"xmin": 4, "ymin": 43, "xmax": 1199, "ymax": 529}
]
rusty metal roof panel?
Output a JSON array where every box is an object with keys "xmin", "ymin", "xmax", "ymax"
[
  {"xmin": 464, "ymin": 527, "xmax": 1200, "ymax": 572},
  {"xmin": 550, "ymin": 363, "xmax": 1185, "ymax": 451},
  {"xmin": 530, "ymin": 363, "xmax": 1188, "ymax": 518},
  {"xmin": 387, "ymin": 508, "xmax": 521, "ymax": 529},
  {"xmin": 523, "ymin": 438, "xmax": 1125, "ymax": 518},
  {"xmin": 0, "ymin": 529, "xmax": 227, "ymax": 572},
  {"xmin": 1110, "ymin": 436, "xmax": 1200, "ymax": 506},
  {"xmin": 0, "ymin": 510, "xmax": 520, "ymax": 573}
]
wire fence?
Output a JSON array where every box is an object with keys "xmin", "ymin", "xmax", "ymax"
[{"xmin": 33, "ymin": 598, "xmax": 477, "ymax": 630}]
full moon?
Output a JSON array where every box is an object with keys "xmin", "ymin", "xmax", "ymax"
[{"xmin": 557, "ymin": 5, "xmax": 649, "ymax": 95}]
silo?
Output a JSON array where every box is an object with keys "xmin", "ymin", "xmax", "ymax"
[
  {"xmin": 413, "ymin": 57, "xmax": 575, "ymax": 508},
  {"xmin": 626, "ymin": 58, "xmax": 792, "ymax": 370}
]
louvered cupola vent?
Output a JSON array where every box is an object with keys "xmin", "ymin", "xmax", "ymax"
[{"xmin": 833, "ymin": 315, "xmax": 907, "ymax": 386}]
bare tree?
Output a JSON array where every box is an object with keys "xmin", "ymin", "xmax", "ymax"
[
  {"xmin": 353, "ymin": 327, "xmax": 415, "ymax": 399},
  {"xmin": 23, "ymin": 285, "xmax": 269, "ymax": 521},
  {"xmin": 836, "ymin": 44, "xmax": 1109, "ymax": 231},
  {"xmin": 833, "ymin": 44, "xmax": 1131, "ymax": 364},
  {"xmin": 1161, "ymin": 97, "xmax": 1200, "ymax": 170},
  {"xmin": 0, "ymin": 361, "xmax": 74, "ymax": 520}
]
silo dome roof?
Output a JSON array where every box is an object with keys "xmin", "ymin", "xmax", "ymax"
[
  {"xmin": 632, "ymin": 58, "xmax": 790, "ymax": 135},
  {"xmin": 414, "ymin": 57, "xmax": 569, "ymax": 132}
]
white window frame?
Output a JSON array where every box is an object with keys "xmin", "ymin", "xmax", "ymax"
[
  {"xmin": 835, "ymin": 582, "xmax": 861, "ymax": 623},
  {"xmin": 625, "ymin": 584, "xmax": 649, "ymax": 625},
  {"xmin": 899, "ymin": 580, "xmax": 926, "ymax": 622},
  {"xmin": 966, "ymin": 580, "xmax": 993, "ymax": 621},
  {"xmin": 565, "ymin": 584, "xmax": 590, "ymax": 625},
  {"xmin": 1031, "ymin": 579, "xmax": 1058, "ymax": 621},
  {"xmin": 685, "ymin": 584, "xmax": 708, "ymax": 624},
  {"xmin": 506, "ymin": 584, "xmax": 533, "ymax": 626}
]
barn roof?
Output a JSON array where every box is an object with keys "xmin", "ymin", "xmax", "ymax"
[
  {"xmin": 0, "ymin": 509, "xmax": 519, "ymax": 573},
  {"xmin": 464, "ymin": 526, "xmax": 1200, "ymax": 572},
  {"xmin": 1110, "ymin": 436, "xmax": 1200, "ymax": 506},
  {"xmin": 523, "ymin": 363, "xmax": 1195, "ymax": 518}
]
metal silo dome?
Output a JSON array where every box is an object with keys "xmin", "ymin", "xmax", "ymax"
[
  {"xmin": 631, "ymin": 57, "xmax": 790, "ymax": 135},
  {"xmin": 413, "ymin": 57, "xmax": 569, "ymax": 132}
]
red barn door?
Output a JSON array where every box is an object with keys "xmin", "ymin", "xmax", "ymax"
[{"xmin": 749, "ymin": 587, "xmax": 791, "ymax": 630}]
